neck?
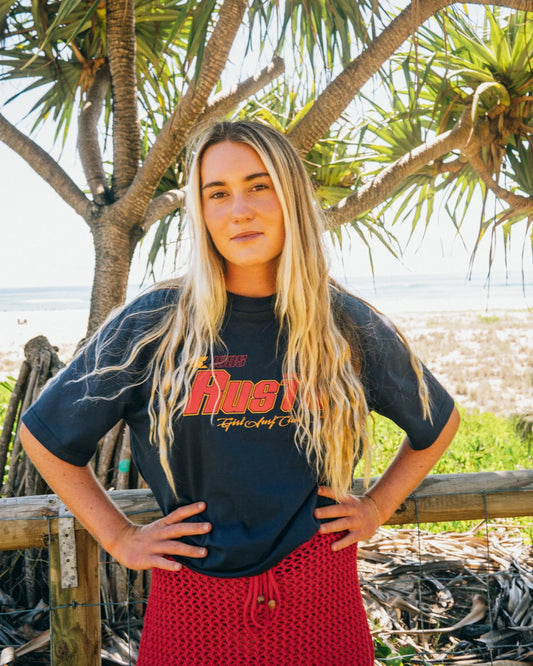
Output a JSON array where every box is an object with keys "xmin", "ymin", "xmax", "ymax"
[{"xmin": 224, "ymin": 266, "xmax": 277, "ymax": 297}]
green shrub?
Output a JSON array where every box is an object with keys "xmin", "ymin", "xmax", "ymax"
[
  {"xmin": 368, "ymin": 406, "xmax": 533, "ymax": 477},
  {"xmin": 0, "ymin": 377, "xmax": 15, "ymax": 422},
  {"xmin": 363, "ymin": 406, "xmax": 533, "ymax": 536}
]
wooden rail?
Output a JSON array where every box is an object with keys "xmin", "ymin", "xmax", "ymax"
[{"xmin": 1, "ymin": 469, "xmax": 532, "ymax": 664}]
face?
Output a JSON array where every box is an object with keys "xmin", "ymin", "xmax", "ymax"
[{"xmin": 200, "ymin": 141, "xmax": 285, "ymax": 295}]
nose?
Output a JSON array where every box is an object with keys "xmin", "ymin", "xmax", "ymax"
[{"xmin": 231, "ymin": 193, "xmax": 253, "ymax": 222}]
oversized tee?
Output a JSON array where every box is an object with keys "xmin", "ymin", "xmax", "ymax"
[{"xmin": 22, "ymin": 286, "xmax": 455, "ymax": 577}]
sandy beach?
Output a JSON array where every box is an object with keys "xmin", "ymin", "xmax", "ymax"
[
  {"xmin": 1, "ymin": 306, "xmax": 532, "ymax": 417},
  {"xmin": 0, "ymin": 309, "xmax": 88, "ymax": 380},
  {"xmin": 393, "ymin": 308, "xmax": 533, "ymax": 416}
]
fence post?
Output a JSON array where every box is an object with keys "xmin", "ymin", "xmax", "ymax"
[{"xmin": 49, "ymin": 529, "xmax": 101, "ymax": 665}]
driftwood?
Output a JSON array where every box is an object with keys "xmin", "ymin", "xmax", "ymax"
[
  {"xmin": 0, "ymin": 335, "xmax": 147, "ymax": 499},
  {"xmin": 0, "ymin": 338, "xmax": 148, "ymax": 664},
  {"xmin": 1, "ymin": 336, "xmax": 64, "ymax": 499}
]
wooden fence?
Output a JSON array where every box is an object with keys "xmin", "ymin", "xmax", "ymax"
[{"xmin": 1, "ymin": 469, "xmax": 533, "ymax": 665}]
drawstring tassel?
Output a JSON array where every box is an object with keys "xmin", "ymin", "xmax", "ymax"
[{"xmin": 243, "ymin": 569, "xmax": 280, "ymax": 634}]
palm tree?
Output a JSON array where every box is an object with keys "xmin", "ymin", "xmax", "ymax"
[
  {"xmin": 1, "ymin": 1, "xmax": 531, "ymax": 337},
  {"xmin": 356, "ymin": 7, "xmax": 533, "ymax": 266}
]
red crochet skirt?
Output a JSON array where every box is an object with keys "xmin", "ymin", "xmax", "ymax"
[{"xmin": 137, "ymin": 532, "xmax": 374, "ymax": 665}]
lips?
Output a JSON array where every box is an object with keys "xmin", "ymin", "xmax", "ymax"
[{"xmin": 231, "ymin": 231, "xmax": 263, "ymax": 240}]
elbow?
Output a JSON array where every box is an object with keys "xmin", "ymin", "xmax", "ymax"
[
  {"xmin": 450, "ymin": 404, "xmax": 461, "ymax": 434},
  {"xmin": 442, "ymin": 404, "xmax": 461, "ymax": 448}
]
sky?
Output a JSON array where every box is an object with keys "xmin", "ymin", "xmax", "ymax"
[
  {"xmin": 1, "ymin": 33, "xmax": 532, "ymax": 291},
  {"xmin": 2, "ymin": 126, "xmax": 531, "ymax": 291}
]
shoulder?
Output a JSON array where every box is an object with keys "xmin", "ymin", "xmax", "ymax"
[
  {"xmin": 101, "ymin": 284, "xmax": 181, "ymax": 337},
  {"xmin": 122, "ymin": 283, "xmax": 180, "ymax": 316},
  {"xmin": 330, "ymin": 286, "xmax": 396, "ymax": 340}
]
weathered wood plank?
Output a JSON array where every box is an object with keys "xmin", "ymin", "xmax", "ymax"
[
  {"xmin": 351, "ymin": 470, "xmax": 533, "ymax": 524},
  {"xmin": 351, "ymin": 469, "xmax": 533, "ymax": 496},
  {"xmin": 1, "ymin": 471, "xmax": 532, "ymax": 551},
  {"xmin": 0, "ymin": 491, "xmax": 161, "ymax": 550},
  {"xmin": 0, "ymin": 517, "xmax": 50, "ymax": 549}
]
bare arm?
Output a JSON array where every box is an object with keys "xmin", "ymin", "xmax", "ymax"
[
  {"xmin": 314, "ymin": 405, "xmax": 460, "ymax": 550},
  {"xmin": 21, "ymin": 424, "xmax": 211, "ymax": 571}
]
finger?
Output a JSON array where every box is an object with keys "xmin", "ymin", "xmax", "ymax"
[
  {"xmin": 152, "ymin": 557, "xmax": 183, "ymax": 572},
  {"xmin": 317, "ymin": 485, "xmax": 336, "ymax": 499},
  {"xmin": 163, "ymin": 542, "xmax": 209, "ymax": 559},
  {"xmin": 319, "ymin": 517, "xmax": 358, "ymax": 535},
  {"xmin": 314, "ymin": 504, "xmax": 356, "ymax": 520},
  {"xmin": 331, "ymin": 532, "xmax": 358, "ymax": 551},
  {"xmin": 161, "ymin": 521, "xmax": 212, "ymax": 540},
  {"xmin": 163, "ymin": 502, "xmax": 207, "ymax": 524}
]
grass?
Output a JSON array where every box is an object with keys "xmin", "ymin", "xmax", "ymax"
[
  {"xmin": 365, "ymin": 406, "xmax": 533, "ymax": 537},
  {"xmin": 370, "ymin": 406, "xmax": 533, "ymax": 476}
]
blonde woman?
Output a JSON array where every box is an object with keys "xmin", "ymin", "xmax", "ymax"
[{"xmin": 21, "ymin": 121, "xmax": 459, "ymax": 665}]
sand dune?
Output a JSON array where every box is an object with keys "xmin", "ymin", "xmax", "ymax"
[{"xmin": 1, "ymin": 307, "xmax": 531, "ymax": 416}]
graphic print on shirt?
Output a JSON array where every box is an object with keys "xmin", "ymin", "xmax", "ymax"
[{"xmin": 184, "ymin": 357, "xmax": 298, "ymax": 433}]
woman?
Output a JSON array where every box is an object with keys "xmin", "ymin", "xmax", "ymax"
[{"xmin": 21, "ymin": 120, "xmax": 459, "ymax": 665}]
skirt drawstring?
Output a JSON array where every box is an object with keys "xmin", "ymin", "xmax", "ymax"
[{"xmin": 243, "ymin": 569, "xmax": 281, "ymax": 634}]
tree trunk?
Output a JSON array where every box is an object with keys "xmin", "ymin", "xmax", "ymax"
[
  {"xmin": 106, "ymin": 0, "xmax": 140, "ymax": 199},
  {"xmin": 87, "ymin": 215, "xmax": 142, "ymax": 336}
]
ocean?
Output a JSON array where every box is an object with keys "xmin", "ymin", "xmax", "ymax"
[
  {"xmin": 0, "ymin": 273, "xmax": 531, "ymax": 315},
  {"xmin": 0, "ymin": 284, "xmax": 145, "ymax": 313},
  {"xmin": 347, "ymin": 272, "xmax": 533, "ymax": 314}
]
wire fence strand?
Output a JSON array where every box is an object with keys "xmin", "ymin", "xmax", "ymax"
[{"xmin": 1, "ymin": 482, "xmax": 532, "ymax": 665}]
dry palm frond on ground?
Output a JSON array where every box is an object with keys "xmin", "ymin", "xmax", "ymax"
[{"xmin": 360, "ymin": 524, "xmax": 533, "ymax": 664}]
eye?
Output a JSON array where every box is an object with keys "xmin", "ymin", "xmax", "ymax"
[
  {"xmin": 208, "ymin": 190, "xmax": 227, "ymax": 200},
  {"xmin": 251, "ymin": 182, "xmax": 269, "ymax": 192}
]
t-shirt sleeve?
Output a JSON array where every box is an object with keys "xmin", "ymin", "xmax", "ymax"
[
  {"xmin": 22, "ymin": 290, "xmax": 172, "ymax": 466},
  {"xmin": 341, "ymin": 294, "xmax": 455, "ymax": 450}
]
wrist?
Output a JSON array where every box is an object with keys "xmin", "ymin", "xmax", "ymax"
[
  {"xmin": 360, "ymin": 493, "xmax": 383, "ymax": 525},
  {"xmin": 97, "ymin": 514, "xmax": 136, "ymax": 558}
]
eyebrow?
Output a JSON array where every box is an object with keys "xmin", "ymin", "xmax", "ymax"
[{"xmin": 201, "ymin": 172, "xmax": 271, "ymax": 191}]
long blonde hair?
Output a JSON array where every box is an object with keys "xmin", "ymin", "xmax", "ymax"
[{"xmin": 88, "ymin": 121, "xmax": 430, "ymax": 498}]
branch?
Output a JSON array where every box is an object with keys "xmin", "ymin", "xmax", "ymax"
[
  {"xmin": 468, "ymin": 141, "xmax": 533, "ymax": 211},
  {"xmin": 432, "ymin": 158, "xmax": 464, "ymax": 175},
  {"xmin": 77, "ymin": 62, "xmax": 111, "ymax": 205},
  {"xmin": 107, "ymin": 0, "xmax": 140, "ymax": 198},
  {"xmin": 190, "ymin": 56, "xmax": 285, "ymax": 139},
  {"xmin": 288, "ymin": 0, "xmax": 533, "ymax": 155},
  {"xmin": 324, "ymin": 111, "xmax": 473, "ymax": 230},
  {"xmin": 143, "ymin": 189, "xmax": 186, "ymax": 232},
  {"xmin": 0, "ymin": 113, "xmax": 90, "ymax": 219},
  {"xmin": 118, "ymin": 0, "xmax": 247, "ymax": 222}
]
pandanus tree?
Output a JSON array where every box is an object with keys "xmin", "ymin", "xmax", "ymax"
[
  {"xmin": 362, "ymin": 8, "xmax": 533, "ymax": 267},
  {"xmin": 1, "ymin": 0, "xmax": 532, "ymax": 339}
]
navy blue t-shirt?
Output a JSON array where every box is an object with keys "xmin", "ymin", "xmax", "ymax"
[{"xmin": 22, "ymin": 287, "xmax": 454, "ymax": 577}]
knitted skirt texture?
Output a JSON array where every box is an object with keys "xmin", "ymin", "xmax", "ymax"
[{"xmin": 137, "ymin": 532, "xmax": 374, "ymax": 665}]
